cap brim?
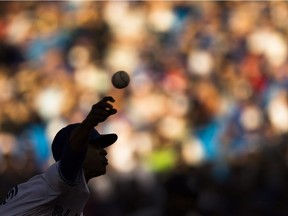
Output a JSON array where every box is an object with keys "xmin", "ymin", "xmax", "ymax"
[{"xmin": 91, "ymin": 133, "xmax": 118, "ymax": 148}]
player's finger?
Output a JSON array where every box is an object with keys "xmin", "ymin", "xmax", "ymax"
[
  {"xmin": 91, "ymin": 109, "xmax": 110, "ymax": 116},
  {"xmin": 103, "ymin": 102, "xmax": 114, "ymax": 110},
  {"xmin": 92, "ymin": 102, "xmax": 113, "ymax": 111},
  {"xmin": 108, "ymin": 108, "xmax": 117, "ymax": 115},
  {"xmin": 98, "ymin": 107, "xmax": 117, "ymax": 116},
  {"xmin": 101, "ymin": 96, "xmax": 115, "ymax": 103},
  {"xmin": 92, "ymin": 108, "xmax": 117, "ymax": 117}
]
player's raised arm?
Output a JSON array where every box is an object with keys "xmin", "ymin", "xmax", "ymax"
[
  {"xmin": 59, "ymin": 96, "xmax": 117, "ymax": 185},
  {"xmin": 69, "ymin": 96, "xmax": 117, "ymax": 152}
]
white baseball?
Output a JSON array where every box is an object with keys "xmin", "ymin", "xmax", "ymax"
[{"xmin": 111, "ymin": 71, "xmax": 130, "ymax": 89}]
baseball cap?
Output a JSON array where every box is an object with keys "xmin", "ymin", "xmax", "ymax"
[{"xmin": 51, "ymin": 123, "xmax": 118, "ymax": 161}]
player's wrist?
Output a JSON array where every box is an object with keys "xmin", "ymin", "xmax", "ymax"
[{"xmin": 81, "ymin": 119, "xmax": 98, "ymax": 130}]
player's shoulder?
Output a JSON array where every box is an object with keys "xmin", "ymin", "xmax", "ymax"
[
  {"xmin": 42, "ymin": 161, "xmax": 61, "ymax": 186},
  {"xmin": 44, "ymin": 161, "xmax": 85, "ymax": 189}
]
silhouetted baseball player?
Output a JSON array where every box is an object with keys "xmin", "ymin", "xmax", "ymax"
[{"xmin": 0, "ymin": 96, "xmax": 118, "ymax": 216}]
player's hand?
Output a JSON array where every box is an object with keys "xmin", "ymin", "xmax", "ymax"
[{"xmin": 82, "ymin": 96, "xmax": 117, "ymax": 129}]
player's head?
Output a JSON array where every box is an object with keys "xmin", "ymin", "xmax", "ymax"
[{"xmin": 51, "ymin": 123, "xmax": 117, "ymax": 178}]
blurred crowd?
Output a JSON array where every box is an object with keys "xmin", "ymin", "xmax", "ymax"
[{"xmin": 1, "ymin": 1, "xmax": 288, "ymax": 215}]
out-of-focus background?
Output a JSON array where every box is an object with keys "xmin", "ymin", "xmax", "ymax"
[{"xmin": 1, "ymin": 1, "xmax": 288, "ymax": 215}]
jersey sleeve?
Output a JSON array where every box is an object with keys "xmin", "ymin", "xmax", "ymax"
[
  {"xmin": 44, "ymin": 162, "xmax": 67, "ymax": 189},
  {"xmin": 44, "ymin": 161, "xmax": 84, "ymax": 190}
]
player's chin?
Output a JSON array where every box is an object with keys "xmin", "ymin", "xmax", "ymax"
[{"xmin": 95, "ymin": 166, "xmax": 107, "ymax": 176}]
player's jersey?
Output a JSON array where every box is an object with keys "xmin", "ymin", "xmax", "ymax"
[{"xmin": 0, "ymin": 161, "xmax": 90, "ymax": 216}]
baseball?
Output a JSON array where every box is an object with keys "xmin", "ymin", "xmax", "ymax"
[{"xmin": 111, "ymin": 71, "xmax": 130, "ymax": 89}]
